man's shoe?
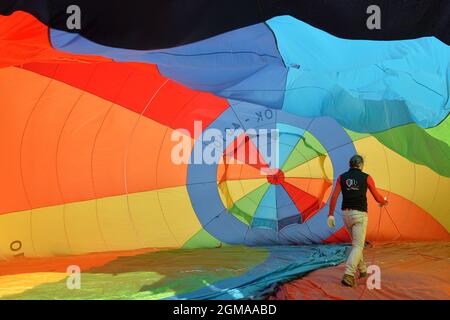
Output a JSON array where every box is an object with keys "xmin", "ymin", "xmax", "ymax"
[
  {"xmin": 341, "ymin": 274, "xmax": 355, "ymax": 287},
  {"xmin": 359, "ymin": 271, "xmax": 368, "ymax": 278}
]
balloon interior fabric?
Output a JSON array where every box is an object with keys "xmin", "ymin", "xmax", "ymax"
[{"xmin": 0, "ymin": 1, "xmax": 449, "ymax": 300}]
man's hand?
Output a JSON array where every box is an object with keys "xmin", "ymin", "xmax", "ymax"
[
  {"xmin": 327, "ymin": 216, "xmax": 335, "ymax": 228},
  {"xmin": 378, "ymin": 196, "xmax": 388, "ymax": 207}
]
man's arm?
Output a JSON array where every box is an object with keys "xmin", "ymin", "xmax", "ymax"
[
  {"xmin": 367, "ymin": 175, "xmax": 387, "ymax": 205},
  {"xmin": 328, "ymin": 176, "xmax": 341, "ymax": 217}
]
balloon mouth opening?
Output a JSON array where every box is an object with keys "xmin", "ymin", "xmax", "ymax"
[{"xmin": 266, "ymin": 169, "xmax": 285, "ymax": 185}]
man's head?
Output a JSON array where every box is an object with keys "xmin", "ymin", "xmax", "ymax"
[{"xmin": 349, "ymin": 154, "xmax": 364, "ymax": 170}]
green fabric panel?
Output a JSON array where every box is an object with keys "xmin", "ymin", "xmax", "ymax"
[
  {"xmin": 425, "ymin": 114, "xmax": 450, "ymax": 146},
  {"xmin": 374, "ymin": 123, "xmax": 450, "ymax": 177},
  {"xmin": 229, "ymin": 183, "xmax": 271, "ymax": 225},
  {"xmin": 182, "ymin": 229, "xmax": 224, "ymax": 249}
]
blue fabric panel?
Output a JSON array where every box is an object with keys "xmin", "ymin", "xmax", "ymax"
[
  {"xmin": 50, "ymin": 23, "xmax": 287, "ymax": 109},
  {"xmin": 251, "ymin": 185, "xmax": 277, "ymax": 230},
  {"xmin": 267, "ymin": 15, "xmax": 450, "ymax": 130}
]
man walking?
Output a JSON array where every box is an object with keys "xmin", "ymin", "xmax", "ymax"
[{"xmin": 327, "ymin": 155, "xmax": 388, "ymax": 287}]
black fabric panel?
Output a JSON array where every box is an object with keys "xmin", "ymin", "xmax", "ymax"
[{"xmin": 1, "ymin": 0, "xmax": 449, "ymax": 49}]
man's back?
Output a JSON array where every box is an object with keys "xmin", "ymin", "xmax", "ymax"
[
  {"xmin": 329, "ymin": 166, "xmax": 386, "ymax": 217},
  {"xmin": 339, "ymin": 168, "xmax": 369, "ymax": 212}
]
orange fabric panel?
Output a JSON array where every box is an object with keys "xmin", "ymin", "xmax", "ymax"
[
  {"xmin": 0, "ymin": 67, "xmax": 191, "ymax": 214},
  {"xmin": 56, "ymin": 94, "xmax": 112, "ymax": 203},
  {"xmin": 90, "ymin": 105, "xmax": 139, "ymax": 198},
  {"xmin": 19, "ymin": 76, "xmax": 83, "ymax": 208},
  {"xmin": 125, "ymin": 116, "xmax": 191, "ymax": 192},
  {"xmin": 0, "ymin": 11, "xmax": 109, "ymax": 67},
  {"xmin": 0, "ymin": 67, "xmax": 49, "ymax": 214},
  {"xmin": 124, "ymin": 117, "xmax": 168, "ymax": 193},
  {"xmin": 366, "ymin": 192, "xmax": 450, "ymax": 242},
  {"xmin": 155, "ymin": 131, "xmax": 192, "ymax": 189},
  {"xmin": 217, "ymin": 160, "xmax": 266, "ymax": 182}
]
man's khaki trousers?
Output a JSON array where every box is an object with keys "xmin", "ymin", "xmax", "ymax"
[{"xmin": 342, "ymin": 209, "xmax": 368, "ymax": 276}]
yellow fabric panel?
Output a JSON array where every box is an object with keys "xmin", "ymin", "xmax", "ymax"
[
  {"xmin": 413, "ymin": 164, "xmax": 441, "ymax": 218},
  {"xmin": 285, "ymin": 162, "xmax": 309, "ymax": 178},
  {"xmin": 285, "ymin": 155, "xmax": 326, "ymax": 179},
  {"xmin": 127, "ymin": 191, "xmax": 178, "ymax": 248},
  {"xmin": 0, "ymin": 273, "xmax": 67, "ymax": 298},
  {"xmin": 323, "ymin": 155, "xmax": 333, "ymax": 180},
  {"xmin": 0, "ymin": 211, "xmax": 33, "ymax": 258},
  {"xmin": 382, "ymin": 144, "xmax": 415, "ymax": 200},
  {"xmin": 64, "ymin": 200, "xmax": 107, "ymax": 255},
  {"xmin": 156, "ymin": 187, "xmax": 203, "ymax": 246},
  {"xmin": 0, "ymin": 186, "xmax": 201, "ymax": 257},
  {"xmin": 96, "ymin": 196, "xmax": 140, "ymax": 251},
  {"xmin": 380, "ymin": 144, "xmax": 415, "ymax": 231},
  {"xmin": 428, "ymin": 176, "xmax": 450, "ymax": 231},
  {"xmin": 32, "ymin": 206, "xmax": 71, "ymax": 256},
  {"xmin": 218, "ymin": 182, "xmax": 234, "ymax": 209},
  {"xmin": 236, "ymin": 179, "xmax": 267, "ymax": 195},
  {"xmin": 353, "ymin": 137, "xmax": 390, "ymax": 191}
]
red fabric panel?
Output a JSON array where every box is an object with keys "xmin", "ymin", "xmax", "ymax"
[
  {"xmin": 281, "ymin": 181, "xmax": 320, "ymax": 222},
  {"xmin": 269, "ymin": 242, "xmax": 450, "ymax": 300}
]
